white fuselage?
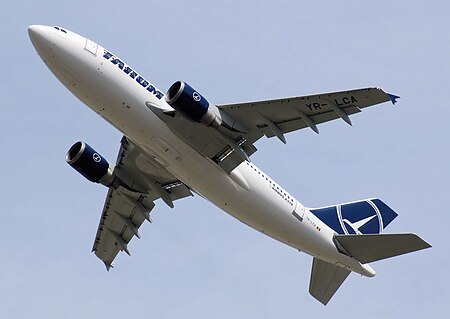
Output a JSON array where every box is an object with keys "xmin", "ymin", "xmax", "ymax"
[{"xmin": 29, "ymin": 25, "xmax": 375, "ymax": 277}]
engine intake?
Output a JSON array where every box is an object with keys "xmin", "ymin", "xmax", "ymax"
[
  {"xmin": 166, "ymin": 81, "xmax": 222, "ymax": 127},
  {"xmin": 66, "ymin": 141, "xmax": 115, "ymax": 186}
]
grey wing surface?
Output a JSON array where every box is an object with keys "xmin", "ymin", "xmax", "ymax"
[
  {"xmin": 150, "ymin": 87, "xmax": 397, "ymax": 174},
  {"xmin": 309, "ymin": 257, "xmax": 351, "ymax": 305},
  {"xmin": 219, "ymin": 87, "xmax": 398, "ymax": 140},
  {"xmin": 92, "ymin": 137, "xmax": 192, "ymax": 269}
]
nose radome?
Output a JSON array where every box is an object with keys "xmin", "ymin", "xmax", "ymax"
[
  {"xmin": 28, "ymin": 25, "xmax": 53, "ymax": 51},
  {"xmin": 28, "ymin": 25, "xmax": 47, "ymax": 41}
]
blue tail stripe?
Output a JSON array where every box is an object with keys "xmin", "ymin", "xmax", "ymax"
[
  {"xmin": 310, "ymin": 199, "xmax": 398, "ymax": 235},
  {"xmin": 311, "ymin": 206, "xmax": 344, "ymax": 234},
  {"xmin": 359, "ymin": 217, "xmax": 381, "ymax": 234},
  {"xmin": 371, "ymin": 199, "xmax": 398, "ymax": 229}
]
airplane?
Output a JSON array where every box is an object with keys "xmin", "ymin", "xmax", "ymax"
[{"xmin": 28, "ymin": 24, "xmax": 431, "ymax": 305}]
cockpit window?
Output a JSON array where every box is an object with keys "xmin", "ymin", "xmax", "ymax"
[{"xmin": 53, "ymin": 26, "xmax": 67, "ymax": 33}]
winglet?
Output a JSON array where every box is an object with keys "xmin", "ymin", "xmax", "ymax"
[
  {"xmin": 387, "ymin": 93, "xmax": 400, "ymax": 105},
  {"xmin": 104, "ymin": 261, "xmax": 114, "ymax": 271}
]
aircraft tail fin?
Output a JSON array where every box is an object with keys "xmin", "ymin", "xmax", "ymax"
[
  {"xmin": 310, "ymin": 198, "xmax": 398, "ymax": 235},
  {"xmin": 334, "ymin": 233, "xmax": 431, "ymax": 264},
  {"xmin": 309, "ymin": 257, "xmax": 350, "ymax": 305}
]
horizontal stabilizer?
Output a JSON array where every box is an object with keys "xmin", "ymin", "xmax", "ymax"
[
  {"xmin": 309, "ymin": 257, "xmax": 351, "ymax": 305},
  {"xmin": 335, "ymin": 233, "xmax": 431, "ymax": 264}
]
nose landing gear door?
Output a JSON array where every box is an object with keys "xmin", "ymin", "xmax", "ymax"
[{"xmin": 292, "ymin": 200, "xmax": 305, "ymax": 222}]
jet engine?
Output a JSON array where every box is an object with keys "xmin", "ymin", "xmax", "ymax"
[
  {"xmin": 66, "ymin": 141, "xmax": 116, "ymax": 187},
  {"xmin": 166, "ymin": 81, "xmax": 222, "ymax": 127}
]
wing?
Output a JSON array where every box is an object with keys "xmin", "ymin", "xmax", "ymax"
[
  {"xmin": 150, "ymin": 88, "xmax": 398, "ymax": 173},
  {"xmin": 309, "ymin": 257, "xmax": 351, "ymax": 305},
  {"xmin": 92, "ymin": 137, "xmax": 192, "ymax": 269},
  {"xmin": 219, "ymin": 87, "xmax": 399, "ymax": 138}
]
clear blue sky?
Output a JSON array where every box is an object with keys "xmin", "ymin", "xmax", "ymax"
[{"xmin": 1, "ymin": 1, "xmax": 448, "ymax": 318}]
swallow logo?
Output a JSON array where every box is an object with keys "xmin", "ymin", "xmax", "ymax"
[
  {"xmin": 337, "ymin": 201, "xmax": 382, "ymax": 235},
  {"xmin": 193, "ymin": 92, "xmax": 201, "ymax": 102},
  {"xmin": 343, "ymin": 215, "xmax": 377, "ymax": 235},
  {"xmin": 310, "ymin": 199, "xmax": 398, "ymax": 235},
  {"xmin": 93, "ymin": 153, "xmax": 101, "ymax": 163}
]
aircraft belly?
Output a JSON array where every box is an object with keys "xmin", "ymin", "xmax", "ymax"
[
  {"xmin": 98, "ymin": 97, "xmax": 340, "ymax": 260},
  {"xmin": 58, "ymin": 42, "xmax": 356, "ymax": 271}
]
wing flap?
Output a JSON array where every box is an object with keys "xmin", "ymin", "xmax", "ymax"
[
  {"xmin": 258, "ymin": 105, "xmax": 362, "ymax": 137},
  {"xmin": 309, "ymin": 257, "xmax": 351, "ymax": 305},
  {"xmin": 92, "ymin": 187, "xmax": 155, "ymax": 268},
  {"xmin": 334, "ymin": 233, "xmax": 431, "ymax": 264}
]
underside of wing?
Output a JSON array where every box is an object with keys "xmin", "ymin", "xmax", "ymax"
[
  {"xmin": 92, "ymin": 186, "xmax": 154, "ymax": 269},
  {"xmin": 150, "ymin": 87, "xmax": 397, "ymax": 174},
  {"xmin": 147, "ymin": 102, "xmax": 258, "ymax": 173},
  {"xmin": 309, "ymin": 257, "xmax": 351, "ymax": 305},
  {"xmin": 92, "ymin": 137, "xmax": 192, "ymax": 269},
  {"xmin": 219, "ymin": 87, "xmax": 398, "ymax": 138}
]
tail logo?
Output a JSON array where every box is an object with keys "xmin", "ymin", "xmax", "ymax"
[
  {"xmin": 310, "ymin": 199, "xmax": 398, "ymax": 235},
  {"xmin": 342, "ymin": 214, "xmax": 377, "ymax": 235}
]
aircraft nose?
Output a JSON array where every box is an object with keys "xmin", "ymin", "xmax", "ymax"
[
  {"xmin": 28, "ymin": 25, "xmax": 53, "ymax": 53},
  {"xmin": 28, "ymin": 25, "xmax": 49, "ymax": 43},
  {"xmin": 28, "ymin": 25, "xmax": 44, "ymax": 37}
]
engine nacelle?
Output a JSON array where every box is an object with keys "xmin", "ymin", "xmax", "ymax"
[
  {"xmin": 166, "ymin": 81, "xmax": 222, "ymax": 127},
  {"xmin": 66, "ymin": 141, "xmax": 115, "ymax": 187}
]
